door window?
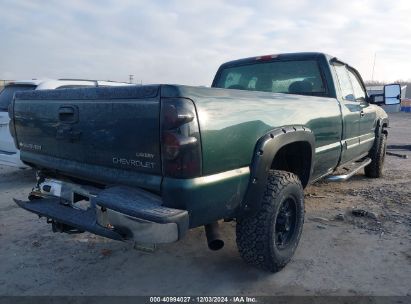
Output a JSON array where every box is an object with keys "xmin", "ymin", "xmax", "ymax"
[
  {"xmin": 334, "ymin": 65, "xmax": 355, "ymax": 101},
  {"xmin": 347, "ymin": 69, "xmax": 366, "ymax": 101}
]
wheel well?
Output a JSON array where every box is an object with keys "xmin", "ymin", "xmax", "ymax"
[{"xmin": 270, "ymin": 141, "xmax": 312, "ymax": 188}]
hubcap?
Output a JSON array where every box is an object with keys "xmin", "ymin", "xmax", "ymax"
[{"xmin": 275, "ymin": 197, "xmax": 297, "ymax": 249}]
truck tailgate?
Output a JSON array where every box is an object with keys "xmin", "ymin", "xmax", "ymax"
[{"xmin": 12, "ymin": 85, "xmax": 162, "ymax": 188}]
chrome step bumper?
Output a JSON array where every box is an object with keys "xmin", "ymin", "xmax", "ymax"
[{"xmin": 15, "ymin": 180, "xmax": 189, "ymax": 244}]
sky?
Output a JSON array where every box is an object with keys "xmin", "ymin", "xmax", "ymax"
[{"xmin": 1, "ymin": 0, "xmax": 411, "ymax": 85}]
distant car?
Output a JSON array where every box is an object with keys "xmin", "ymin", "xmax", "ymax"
[{"xmin": 0, "ymin": 79, "xmax": 132, "ymax": 168}]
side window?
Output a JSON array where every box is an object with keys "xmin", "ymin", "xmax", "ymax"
[
  {"xmin": 347, "ymin": 69, "xmax": 366, "ymax": 101},
  {"xmin": 334, "ymin": 65, "xmax": 355, "ymax": 101}
]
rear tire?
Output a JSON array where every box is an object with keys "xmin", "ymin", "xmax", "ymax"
[
  {"xmin": 236, "ymin": 170, "xmax": 304, "ymax": 272},
  {"xmin": 365, "ymin": 131, "xmax": 387, "ymax": 178}
]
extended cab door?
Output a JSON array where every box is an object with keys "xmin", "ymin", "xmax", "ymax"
[
  {"xmin": 332, "ymin": 62, "xmax": 363, "ymax": 165},
  {"xmin": 346, "ymin": 68, "xmax": 377, "ymax": 155}
]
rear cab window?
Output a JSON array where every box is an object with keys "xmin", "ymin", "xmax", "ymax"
[
  {"xmin": 213, "ymin": 59, "xmax": 327, "ymax": 97},
  {"xmin": 0, "ymin": 84, "xmax": 36, "ymax": 111}
]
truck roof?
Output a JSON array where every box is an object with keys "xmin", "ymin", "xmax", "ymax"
[{"xmin": 219, "ymin": 52, "xmax": 334, "ymax": 68}]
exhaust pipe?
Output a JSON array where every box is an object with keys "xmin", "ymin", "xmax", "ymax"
[{"xmin": 205, "ymin": 221, "xmax": 224, "ymax": 251}]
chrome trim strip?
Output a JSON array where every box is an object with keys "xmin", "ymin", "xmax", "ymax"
[
  {"xmin": 192, "ymin": 166, "xmax": 250, "ymax": 185},
  {"xmin": 315, "ymin": 141, "xmax": 341, "ymax": 154}
]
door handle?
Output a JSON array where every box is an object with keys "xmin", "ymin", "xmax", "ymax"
[{"xmin": 360, "ymin": 110, "xmax": 365, "ymax": 118}]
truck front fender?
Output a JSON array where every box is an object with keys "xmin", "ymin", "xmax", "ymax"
[{"xmin": 240, "ymin": 126, "xmax": 315, "ymax": 216}]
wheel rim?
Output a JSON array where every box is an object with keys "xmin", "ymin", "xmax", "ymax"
[{"xmin": 275, "ymin": 197, "xmax": 297, "ymax": 250}]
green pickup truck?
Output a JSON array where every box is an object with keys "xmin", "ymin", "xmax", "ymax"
[{"xmin": 11, "ymin": 52, "xmax": 400, "ymax": 272}]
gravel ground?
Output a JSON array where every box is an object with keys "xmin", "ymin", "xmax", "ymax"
[{"xmin": 0, "ymin": 112, "xmax": 410, "ymax": 296}]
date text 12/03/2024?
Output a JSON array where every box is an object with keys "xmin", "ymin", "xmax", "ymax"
[{"xmin": 149, "ymin": 297, "xmax": 257, "ymax": 303}]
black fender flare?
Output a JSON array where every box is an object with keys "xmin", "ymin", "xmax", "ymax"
[
  {"xmin": 377, "ymin": 117, "xmax": 389, "ymax": 136},
  {"xmin": 240, "ymin": 126, "xmax": 315, "ymax": 216}
]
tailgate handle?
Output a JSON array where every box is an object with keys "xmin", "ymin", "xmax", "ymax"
[{"xmin": 59, "ymin": 106, "xmax": 78, "ymax": 123}]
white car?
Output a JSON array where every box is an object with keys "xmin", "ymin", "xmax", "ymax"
[{"xmin": 0, "ymin": 79, "xmax": 132, "ymax": 168}]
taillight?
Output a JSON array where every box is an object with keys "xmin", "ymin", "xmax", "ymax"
[{"xmin": 161, "ymin": 98, "xmax": 202, "ymax": 178}]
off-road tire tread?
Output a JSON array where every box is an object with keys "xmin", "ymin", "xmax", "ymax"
[
  {"xmin": 365, "ymin": 132, "xmax": 387, "ymax": 178},
  {"xmin": 236, "ymin": 170, "xmax": 304, "ymax": 272}
]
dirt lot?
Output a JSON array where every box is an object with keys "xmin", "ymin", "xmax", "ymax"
[{"xmin": 0, "ymin": 112, "xmax": 410, "ymax": 296}]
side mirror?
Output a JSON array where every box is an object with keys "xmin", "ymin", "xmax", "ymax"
[
  {"xmin": 369, "ymin": 94, "xmax": 384, "ymax": 104},
  {"xmin": 384, "ymin": 84, "xmax": 401, "ymax": 105}
]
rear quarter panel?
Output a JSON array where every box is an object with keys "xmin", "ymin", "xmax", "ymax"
[
  {"xmin": 161, "ymin": 85, "xmax": 343, "ymax": 181},
  {"xmin": 161, "ymin": 85, "xmax": 343, "ymax": 226}
]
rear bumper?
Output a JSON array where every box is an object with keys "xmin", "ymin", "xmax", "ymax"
[
  {"xmin": 15, "ymin": 198, "xmax": 124, "ymax": 241},
  {"xmin": 15, "ymin": 181, "xmax": 189, "ymax": 244}
]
